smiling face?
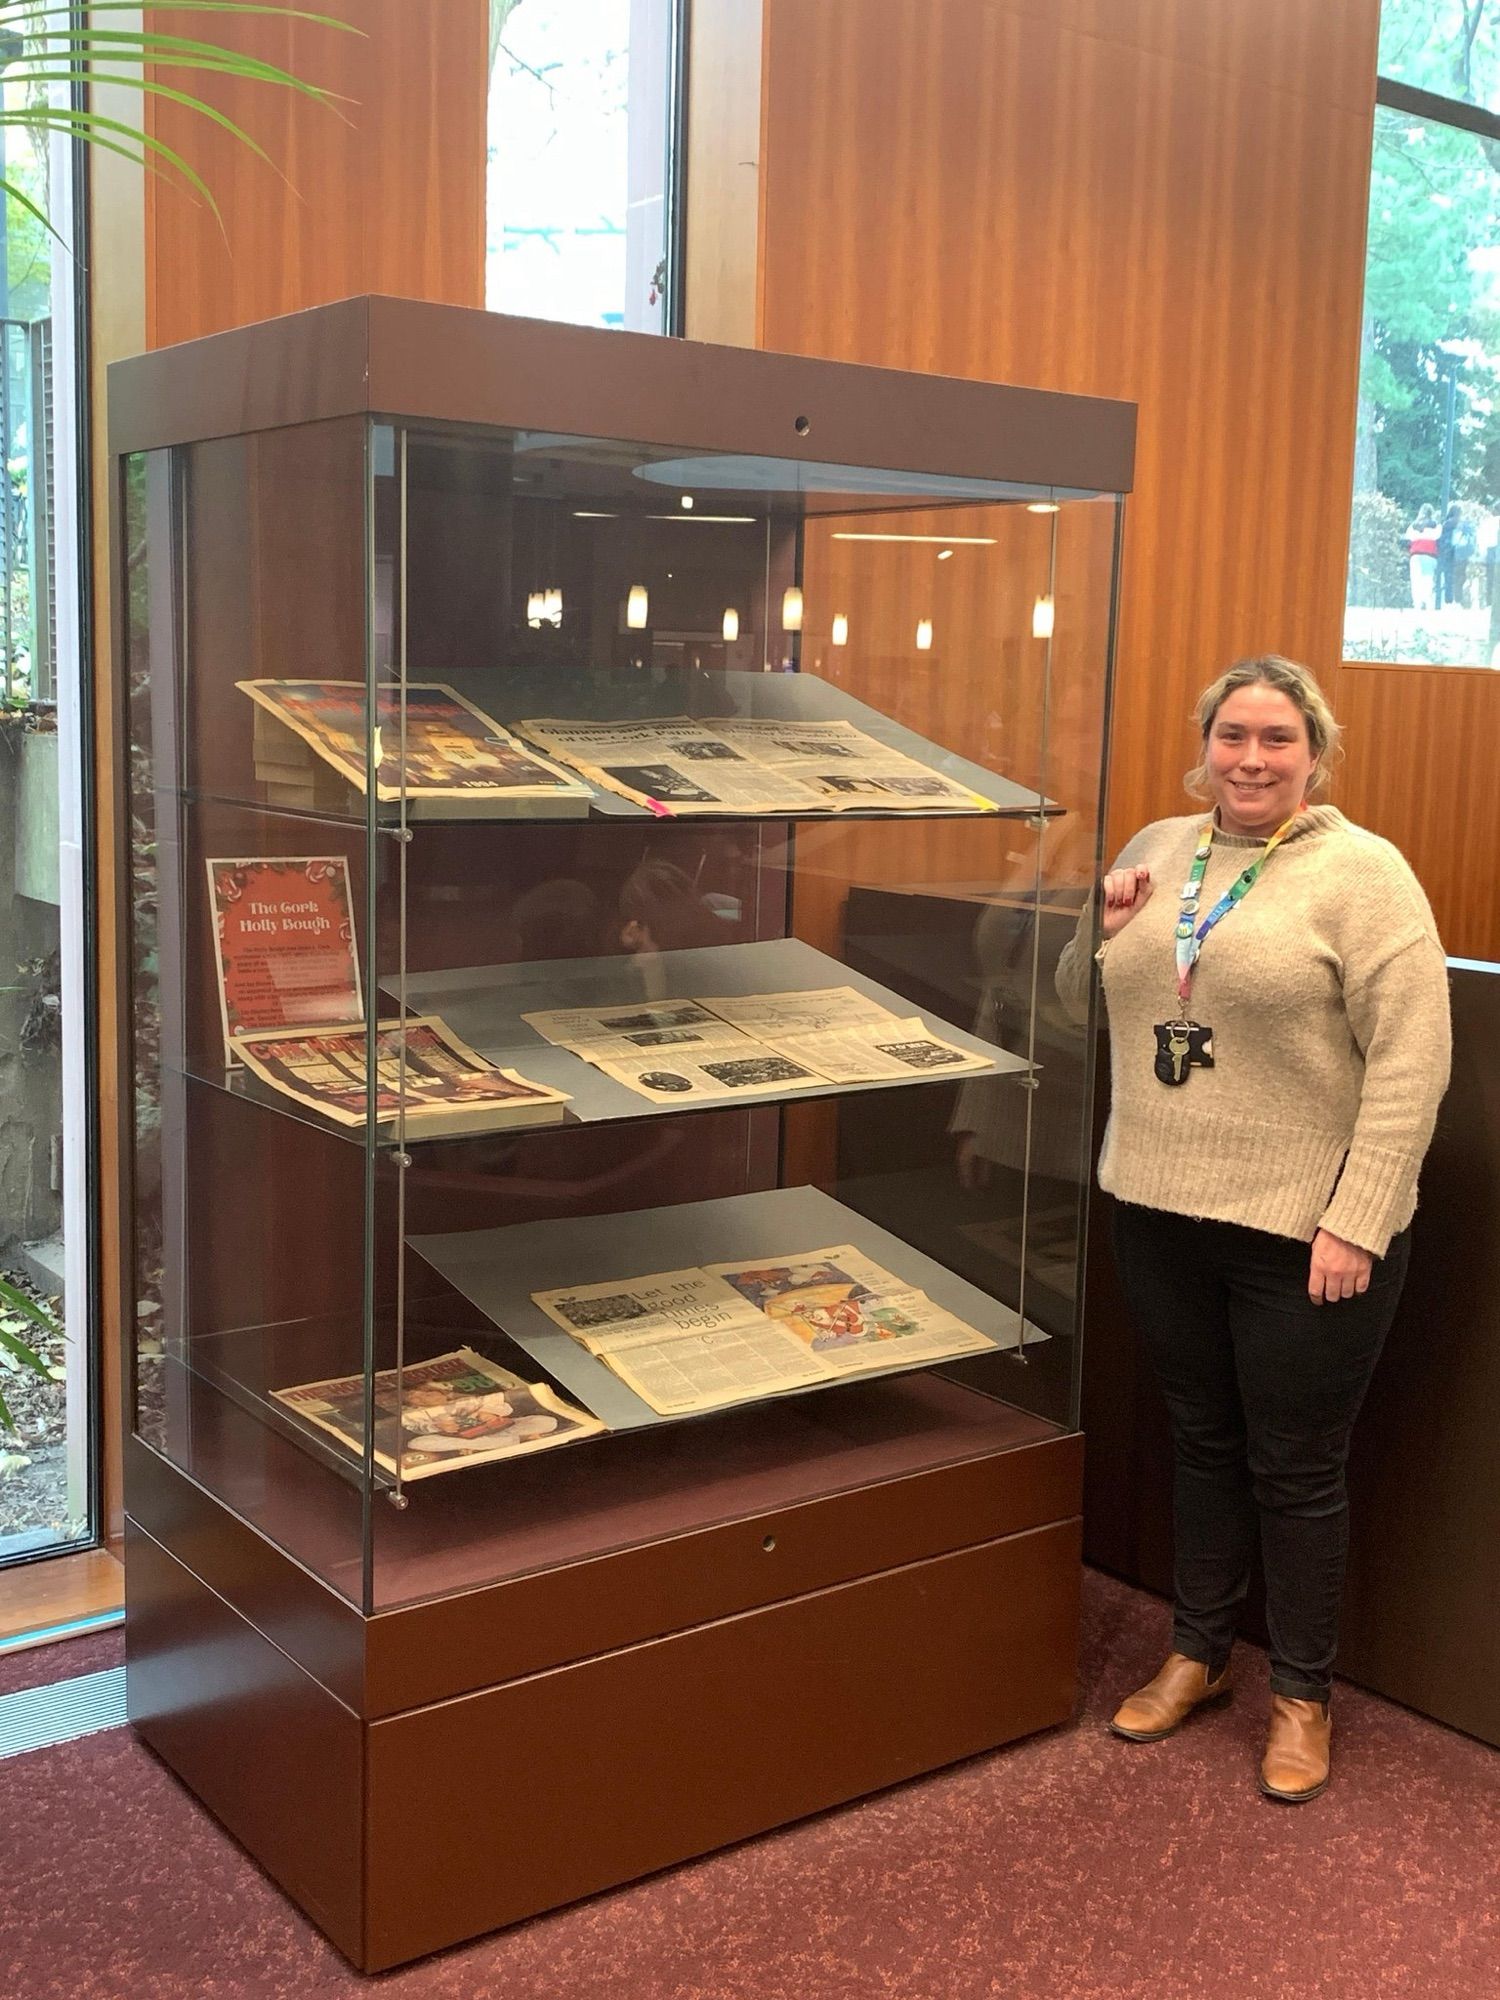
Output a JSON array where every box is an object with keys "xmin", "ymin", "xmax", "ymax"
[{"xmin": 1203, "ymin": 684, "xmax": 1317, "ymax": 836}]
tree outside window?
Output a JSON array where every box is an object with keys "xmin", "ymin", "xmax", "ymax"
[
  {"xmin": 1345, "ymin": 0, "xmax": 1500, "ymax": 666},
  {"xmin": 486, "ymin": 0, "xmax": 677, "ymax": 334}
]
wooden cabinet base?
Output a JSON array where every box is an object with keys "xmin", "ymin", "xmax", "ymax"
[{"xmin": 126, "ymin": 1498, "xmax": 1082, "ymax": 1971}]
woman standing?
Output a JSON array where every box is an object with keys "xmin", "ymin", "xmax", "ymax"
[{"xmin": 1056, "ymin": 656, "xmax": 1450, "ymax": 1802}]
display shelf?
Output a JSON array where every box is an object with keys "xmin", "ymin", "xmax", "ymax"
[
  {"xmin": 174, "ymin": 933, "xmax": 1025, "ymax": 1149},
  {"xmin": 387, "ymin": 935, "xmax": 1027, "ymax": 1136},
  {"xmin": 442, "ymin": 669, "xmax": 1056, "ymax": 823},
  {"xmin": 409, "ymin": 1183, "xmax": 1045, "ymax": 1434},
  {"xmin": 170, "ymin": 670, "xmax": 1055, "ymax": 828},
  {"xmin": 134, "ymin": 1349, "xmax": 1063, "ymax": 1615}
]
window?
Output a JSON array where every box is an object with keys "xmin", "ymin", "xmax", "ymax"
[
  {"xmin": 0, "ymin": 48, "xmax": 95, "ymax": 1562},
  {"xmin": 486, "ymin": 0, "xmax": 682, "ymax": 334},
  {"xmin": 1345, "ymin": 3, "xmax": 1500, "ymax": 666}
]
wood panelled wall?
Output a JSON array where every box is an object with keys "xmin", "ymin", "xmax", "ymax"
[
  {"xmin": 747, "ymin": 0, "xmax": 1495, "ymax": 957},
  {"xmin": 754, "ymin": 0, "xmax": 1378, "ymax": 871},
  {"xmin": 145, "ymin": 1, "xmax": 488, "ymax": 345},
  {"xmin": 1337, "ymin": 664, "xmax": 1500, "ymax": 956}
]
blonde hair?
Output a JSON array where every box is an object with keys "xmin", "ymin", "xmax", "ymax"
[{"xmin": 1184, "ymin": 654, "xmax": 1342, "ymax": 799}]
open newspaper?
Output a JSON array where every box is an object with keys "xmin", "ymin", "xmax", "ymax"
[
  {"xmin": 271, "ymin": 1347, "xmax": 604, "ymax": 1479},
  {"xmin": 240, "ymin": 679, "xmax": 593, "ymax": 818},
  {"xmin": 520, "ymin": 986, "xmax": 991, "ymax": 1103},
  {"xmin": 512, "ymin": 714, "xmax": 996, "ymax": 816},
  {"xmin": 234, "ymin": 1015, "xmax": 569, "ymax": 1135},
  {"xmin": 531, "ymin": 1244, "xmax": 991, "ymax": 1416},
  {"xmin": 698, "ymin": 987, "xmax": 992, "ymax": 1085}
]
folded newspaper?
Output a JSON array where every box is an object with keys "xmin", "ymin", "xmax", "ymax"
[
  {"xmin": 512, "ymin": 714, "xmax": 996, "ymax": 816},
  {"xmin": 520, "ymin": 986, "xmax": 991, "ymax": 1104},
  {"xmin": 240, "ymin": 678, "xmax": 593, "ymax": 818},
  {"xmin": 531, "ymin": 1244, "xmax": 990, "ymax": 1416},
  {"xmin": 234, "ymin": 1015, "xmax": 570, "ymax": 1135},
  {"xmin": 271, "ymin": 1347, "xmax": 605, "ymax": 1479}
]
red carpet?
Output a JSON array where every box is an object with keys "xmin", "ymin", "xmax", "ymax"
[
  {"xmin": 0, "ymin": 1626, "xmax": 123, "ymax": 1697},
  {"xmin": 0, "ymin": 1570, "xmax": 1497, "ymax": 1998}
]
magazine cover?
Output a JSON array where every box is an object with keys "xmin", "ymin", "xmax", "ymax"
[
  {"xmin": 239, "ymin": 678, "xmax": 592, "ymax": 810},
  {"xmin": 206, "ymin": 856, "xmax": 363, "ymax": 1067},
  {"xmin": 270, "ymin": 1347, "xmax": 604, "ymax": 1479},
  {"xmin": 233, "ymin": 1016, "xmax": 569, "ymax": 1134}
]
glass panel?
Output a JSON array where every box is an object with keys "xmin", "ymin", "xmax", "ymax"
[
  {"xmin": 1, "ymin": 111, "xmax": 91, "ymax": 1561},
  {"xmin": 1378, "ymin": 0, "xmax": 1500, "ymax": 117},
  {"xmin": 1345, "ymin": 102, "xmax": 1500, "ymax": 666},
  {"xmin": 126, "ymin": 375, "xmax": 1121, "ymax": 1619},
  {"xmin": 348, "ymin": 418, "xmax": 1118, "ymax": 1610},
  {"xmin": 126, "ymin": 432, "xmax": 374, "ymax": 1607},
  {"xmin": 487, "ymin": 0, "xmax": 678, "ymax": 332}
]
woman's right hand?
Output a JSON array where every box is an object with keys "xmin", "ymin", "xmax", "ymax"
[{"xmin": 1100, "ymin": 866, "xmax": 1153, "ymax": 940}]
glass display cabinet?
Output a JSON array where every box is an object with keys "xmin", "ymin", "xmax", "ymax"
[{"xmin": 112, "ymin": 297, "xmax": 1133, "ymax": 1971}]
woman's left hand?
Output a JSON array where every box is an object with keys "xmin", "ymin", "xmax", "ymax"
[{"xmin": 1308, "ymin": 1229, "xmax": 1373, "ymax": 1305}]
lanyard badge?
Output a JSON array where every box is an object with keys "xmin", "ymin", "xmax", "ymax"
[{"xmin": 1155, "ymin": 812, "xmax": 1298, "ymax": 1086}]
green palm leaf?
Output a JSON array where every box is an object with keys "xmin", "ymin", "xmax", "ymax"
[
  {"xmin": 0, "ymin": 1, "xmax": 357, "ymax": 240},
  {"xmin": 0, "ymin": 1279, "xmax": 57, "ymax": 1434}
]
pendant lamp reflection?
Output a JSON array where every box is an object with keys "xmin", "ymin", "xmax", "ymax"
[
  {"xmin": 915, "ymin": 617, "xmax": 933, "ymax": 651},
  {"xmin": 722, "ymin": 607, "xmax": 740, "ymax": 642},
  {"xmin": 831, "ymin": 612, "xmax": 849, "ymax": 647},
  {"xmin": 1032, "ymin": 595, "xmax": 1055, "ymax": 639},
  {"xmin": 526, "ymin": 592, "xmax": 544, "ymax": 629},
  {"xmin": 781, "ymin": 586, "xmax": 804, "ymax": 632},
  {"xmin": 626, "ymin": 584, "xmax": 650, "ymax": 630}
]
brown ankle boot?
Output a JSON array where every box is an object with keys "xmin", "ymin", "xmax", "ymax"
[
  {"xmin": 1109, "ymin": 1651, "xmax": 1232, "ymax": 1742},
  {"xmin": 1259, "ymin": 1695, "xmax": 1332, "ymax": 1802}
]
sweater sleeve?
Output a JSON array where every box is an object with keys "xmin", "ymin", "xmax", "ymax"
[
  {"xmin": 1316, "ymin": 932, "xmax": 1451, "ymax": 1257},
  {"xmin": 1053, "ymin": 905, "xmax": 1097, "ymax": 1026}
]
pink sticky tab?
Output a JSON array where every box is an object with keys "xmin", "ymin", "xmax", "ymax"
[{"xmin": 644, "ymin": 797, "xmax": 675, "ymax": 819}]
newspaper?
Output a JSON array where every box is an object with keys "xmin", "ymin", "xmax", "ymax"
[
  {"xmin": 714, "ymin": 717, "xmax": 995, "ymax": 812},
  {"xmin": 233, "ymin": 1015, "xmax": 570, "ymax": 1134},
  {"xmin": 769, "ymin": 1020, "xmax": 994, "ymax": 1084},
  {"xmin": 519, "ymin": 1000, "xmax": 754, "ymax": 1062},
  {"xmin": 513, "ymin": 713, "xmax": 996, "ymax": 816},
  {"xmin": 531, "ymin": 1267, "xmax": 832, "ymax": 1414},
  {"xmin": 706, "ymin": 1244, "xmax": 993, "ymax": 1376},
  {"xmin": 520, "ymin": 984, "xmax": 990, "ymax": 1102},
  {"xmin": 530, "ymin": 1267, "xmax": 759, "ymax": 1352},
  {"xmin": 591, "ymin": 1043, "xmax": 828, "ymax": 1104},
  {"xmin": 530, "ymin": 1245, "xmax": 992, "ymax": 1414},
  {"xmin": 697, "ymin": 985, "xmax": 897, "ymax": 1038},
  {"xmin": 697, "ymin": 985, "xmax": 990, "ymax": 1083},
  {"xmin": 270, "ymin": 1347, "xmax": 605, "ymax": 1479},
  {"xmin": 240, "ymin": 679, "xmax": 593, "ymax": 815},
  {"xmin": 512, "ymin": 717, "xmax": 822, "ymax": 814}
]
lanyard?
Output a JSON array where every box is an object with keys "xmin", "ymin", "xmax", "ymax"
[{"xmin": 1174, "ymin": 813, "xmax": 1299, "ymax": 1007}]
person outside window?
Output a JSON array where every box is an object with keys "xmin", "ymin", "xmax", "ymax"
[{"xmin": 1402, "ymin": 506, "xmax": 1440, "ymax": 610}]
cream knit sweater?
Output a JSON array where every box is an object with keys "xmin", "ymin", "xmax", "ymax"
[{"xmin": 1055, "ymin": 805, "xmax": 1451, "ymax": 1257}]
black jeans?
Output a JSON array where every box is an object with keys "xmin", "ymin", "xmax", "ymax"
[{"xmin": 1111, "ymin": 1202, "xmax": 1412, "ymax": 1703}]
